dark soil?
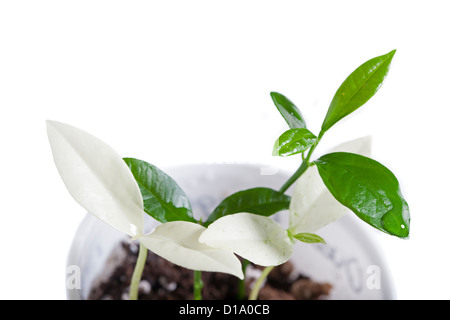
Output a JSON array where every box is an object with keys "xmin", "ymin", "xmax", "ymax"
[{"xmin": 88, "ymin": 240, "xmax": 332, "ymax": 300}]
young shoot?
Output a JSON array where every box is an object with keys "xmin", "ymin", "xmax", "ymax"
[
  {"xmin": 48, "ymin": 49, "xmax": 410, "ymax": 300},
  {"xmin": 200, "ymin": 49, "xmax": 410, "ymax": 299}
]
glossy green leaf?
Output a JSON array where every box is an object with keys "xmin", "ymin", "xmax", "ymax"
[
  {"xmin": 321, "ymin": 50, "xmax": 396, "ymax": 132},
  {"xmin": 205, "ymin": 187, "xmax": 291, "ymax": 225},
  {"xmin": 291, "ymin": 232, "xmax": 326, "ymax": 244},
  {"xmin": 314, "ymin": 152, "xmax": 410, "ymax": 238},
  {"xmin": 270, "ymin": 92, "xmax": 306, "ymax": 129},
  {"xmin": 273, "ymin": 128, "xmax": 317, "ymax": 157},
  {"xmin": 123, "ymin": 158, "xmax": 196, "ymax": 223}
]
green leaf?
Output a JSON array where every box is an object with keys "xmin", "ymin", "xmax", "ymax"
[
  {"xmin": 291, "ymin": 232, "xmax": 326, "ymax": 244},
  {"xmin": 123, "ymin": 158, "xmax": 196, "ymax": 223},
  {"xmin": 273, "ymin": 128, "xmax": 317, "ymax": 157},
  {"xmin": 321, "ymin": 50, "xmax": 396, "ymax": 133},
  {"xmin": 205, "ymin": 187, "xmax": 291, "ymax": 225},
  {"xmin": 314, "ymin": 152, "xmax": 410, "ymax": 238},
  {"xmin": 270, "ymin": 92, "xmax": 306, "ymax": 129}
]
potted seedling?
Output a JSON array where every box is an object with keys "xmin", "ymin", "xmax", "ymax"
[{"xmin": 48, "ymin": 49, "xmax": 409, "ymax": 300}]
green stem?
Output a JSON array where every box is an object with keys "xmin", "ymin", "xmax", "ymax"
[
  {"xmin": 129, "ymin": 242, "xmax": 148, "ymax": 300},
  {"xmin": 193, "ymin": 218, "xmax": 205, "ymax": 300},
  {"xmin": 279, "ymin": 160, "xmax": 310, "ymax": 193},
  {"xmin": 238, "ymin": 259, "xmax": 250, "ymax": 299},
  {"xmin": 194, "ymin": 270, "xmax": 203, "ymax": 300},
  {"xmin": 253, "ymin": 131, "xmax": 325, "ymax": 301},
  {"xmin": 249, "ymin": 266, "xmax": 275, "ymax": 300}
]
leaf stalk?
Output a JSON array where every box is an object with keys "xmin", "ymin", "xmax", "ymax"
[
  {"xmin": 194, "ymin": 270, "xmax": 204, "ymax": 300},
  {"xmin": 129, "ymin": 242, "xmax": 148, "ymax": 300},
  {"xmin": 248, "ymin": 266, "xmax": 275, "ymax": 300}
]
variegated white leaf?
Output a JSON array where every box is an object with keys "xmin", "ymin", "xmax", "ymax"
[
  {"xmin": 289, "ymin": 136, "xmax": 372, "ymax": 234},
  {"xmin": 199, "ymin": 213, "xmax": 294, "ymax": 266},
  {"xmin": 46, "ymin": 120, "xmax": 144, "ymax": 237},
  {"xmin": 139, "ymin": 221, "xmax": 244, "ymax": 279}
]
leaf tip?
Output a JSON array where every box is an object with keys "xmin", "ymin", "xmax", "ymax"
[
  {"xmin": 45, "ymin": 119, "xmax": 59, "ymax": 134},
  {"xmin": 236, "ymin": 269, "xmax": 245, "ymax": 280}
]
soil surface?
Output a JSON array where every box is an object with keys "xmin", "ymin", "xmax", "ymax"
[{"xmin": 89, "ymin": 240, "xmax": 332, "ymax": 300}]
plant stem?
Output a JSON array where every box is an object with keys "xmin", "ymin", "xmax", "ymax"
[
  {"xmin": 192, "ymin": 218, "xmax": 205, "ymax": 300},
  {"xmin": 194, "ymin": 270, "xmax": 204, "ymax": 300},
  {"xmin": 279, "ymin": 160, "xmax": 310, "ymax": 193},
  {"xmin": 249, "ymin": 266, "xmax": 275, "ymax": 300},
  {"xmin": 238, "ymin": 259, "xmax": 250, "ymax": 299},
  {"xmin": 129, "ymin": 242, "xmax": 148, "ymax": 300},
  {"xmin": 252, "ymin": 131, "xmax": 325, "ymax": 300}
]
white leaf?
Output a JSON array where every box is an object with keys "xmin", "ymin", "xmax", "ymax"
[
  {"xmin": 331, "ymin": 135, "xmax": 372, "ymax": 156},
  {"xmin": 46, "ymin": 120, "xmax": 144, "ymax": 237},
  {"xmin": 289, "ymin": 136, "xmax": 372, "ymax": 234},
  {"xmin": 199, "ymin": 213, "xmax": 294, "ymax": 267},
  {"xmin": 139, "ymin": 221, "xmax": 244, "ymax": 279}
]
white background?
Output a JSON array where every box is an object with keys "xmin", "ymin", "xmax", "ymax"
[{"xmin": 1, "ymin": 1, "xmax": 449, "ymax": 299}]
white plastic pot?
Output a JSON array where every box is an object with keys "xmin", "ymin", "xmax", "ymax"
[{"xmin": 66, "ymin": 163, "xmax": 395, "ymax": 300}]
